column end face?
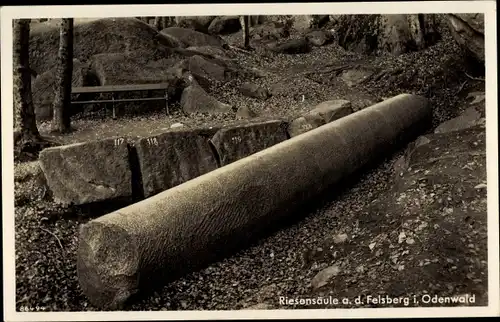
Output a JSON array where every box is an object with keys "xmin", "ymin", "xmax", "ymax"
[{"xmin": 77, "ymin": 221, "xmax": 140, "ymax": 309}]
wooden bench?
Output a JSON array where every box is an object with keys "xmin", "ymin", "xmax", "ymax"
[{"xmin": 71, "ymin": 83, "xmax": 170, "ymax": 119}]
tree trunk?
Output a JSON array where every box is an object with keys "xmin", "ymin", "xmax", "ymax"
[
  {"xmin": 52, "ymin": 18, "xmax": 74, "ymax": 133},
  {"xmin": 154, "ymin": 16, "xmax": 162, "ymax": 31},
  {"xmin": 13, "ymin": 19, "xmax": 43, "ymax": 161},
  {"xmin": 331, "ymin": 14, "xmax": 441, "ymax": 55},
  {"xmin": 240, "ymin": 15, "xmax": 250, "ymax": 48},
  {"xmin": 161, "ymin": 17, "xmax": 171, "ymax": 29}
]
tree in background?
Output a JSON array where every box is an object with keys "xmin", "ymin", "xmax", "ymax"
[
  {"xmin": 240, "ymin": 15, "xmax": 250, "ymax": 49},
  {"xmin": 162, "ymin": 17, "xmax": 173, "ymax": 29},
  {"xmin": 152, "ymin": 16, "xmax": 174, "ymax": 31},
  {"xmin": 13, "ymin": 19, "xmax": 45, "ymax": 161},
  {"xmin": 52, "ymin": 18, "xmax": 74, "ymax": 133},
  {"xmin": 154, "ymin": 16, "xmax": 163, "ymax": 31}
]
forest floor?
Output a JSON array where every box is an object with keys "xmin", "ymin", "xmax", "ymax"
[{"xmin": 14, "ymin": 22, "xmax": 489, "ymax": 311}]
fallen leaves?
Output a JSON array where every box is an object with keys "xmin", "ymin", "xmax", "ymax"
[
  {"xmin": 398, "ymin": 231, "xmax": 407, "ymax": 244},
  {"xmin": 406, "ymin": 238, "xmax": 415, "ymax": 245},
  {"xmin": 474, "ymin": 183, "xmax": 487, "ymax": 189},
  {"xmin": 333, "ymin": 233, "xmax": 348, "ymax": 244},
  {"xmin": 310, "ymin": 264, "xmax": 341, "ymax": 289},
  {"xmin": 466, "ymin": 92, "xmax": 485, "ymax": 104}
]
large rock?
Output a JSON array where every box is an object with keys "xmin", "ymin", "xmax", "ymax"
[
  {"xmin": 30, "ymin": 18, "xmax": 173, "ymax": 75},
  {"xmin": 168, "ymin": 48, "xmax": 243, "ymax": 79},
  {"xmin": 454, "ymin": 13, "xmax": 484, "ymax": 34},
  {"xmin": 305, "ymin": 30, "xmax": 334, "ymax": 47},
  {"xmin": 270, "ymin": 38, "xmax": 311, "ymax": 54},
  {"xmin": 134, "ymin": 129, "xmax": 219, "ymax": 198},
  {"xmin": 306, "ymin": 100, "xmax": 353, "ymax": 123},
  {"xmin": 287, "ymin": 114, "xmax": 326, "ymax": 138},
  {"xmin": 288, "ymin": 100, "xmax": 353, "ymax": 137},
  {"xmin": 208, "ymin": 16, "xmax": 241, "ymax": 34},
  {"xmin": 188, "ymin": 55, "xmax": 226, "ymax": 83},
  {"xmin": 160, "ymin": 27, "xmax": 225, "ymax": 49},
  {"xmin": 446, "ymin": 14, "xmax": 485, "ymax": 64},
  {"xmin": 90, "ymin": 52, "xmax": 182, "ymax": 87},
  {"xmin": 395, "ymin": 126, "xmax": 485, "ymax": 191},
  {"xmin": 14, "ymin": 161, "xmax": 48, "ymax": 206},
  {"xmin": 210, "ymin": 120, "xmax": 289, "ymax": 166},
  {"xmin": 168, "ymin": 59, "xmax": 212, "ymax": 91},
  {"xmin": 434, "ymin": 104, "xmax": 485, "ymax": 134},
  {"xmin": 32, "ymin": 58, "xmax": 91, "ymax": 121},
  {"xmin": 394, "ymin": 100, "xmax": 486, "ymax": 186},
  {"xmin": 434, "ymin": 91, "xmax": 485, "ymax": 134},
  {"xmin": 180, "ymin": 81, "xmax": 232, "ymax": 115},
  {"xmin": 174, "ymin": 16, "xmax": 216, "ymax": 33},
  {"xmin": 39, "ymin": 138, "xmax": 132, "ymax": 205}
]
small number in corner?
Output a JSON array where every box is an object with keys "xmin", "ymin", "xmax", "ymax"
[{"xmin": 19, "ymin": 306, "xmax": 47, "ymax": 312}]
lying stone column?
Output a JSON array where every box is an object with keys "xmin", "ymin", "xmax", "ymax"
[{"xmin": 77, "ymin": 94, "xmax": 431, "ymax": 309}]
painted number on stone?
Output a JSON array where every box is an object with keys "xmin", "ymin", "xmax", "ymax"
[
  {"xmin": 231, "ymin": 136, "xmax": 242, "ymax": 144},
  {"xmin": 114, "ymin": 138, "xmax": 125, "ymax": 146},
  {"xmin": 147, "ymin": 137, "xmax": 159, "ymax": 146}
]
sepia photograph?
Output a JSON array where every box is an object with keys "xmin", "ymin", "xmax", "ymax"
[{"xmin": 1, "ymin": 1, "xmax": 498, "ymax": 320}]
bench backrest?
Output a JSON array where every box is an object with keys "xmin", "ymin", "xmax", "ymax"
[{"xmin": 72, "ymin": 83, "xmax": 170, "ymax": 94}]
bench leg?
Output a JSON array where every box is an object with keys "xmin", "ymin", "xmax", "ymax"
[
  {"xmin": 165, "ymin": 91, "xmax": 169, "ymax": 115},
  {"xmin": 112, "ymin": 94, "xmax": 117, "ymax": 120}
]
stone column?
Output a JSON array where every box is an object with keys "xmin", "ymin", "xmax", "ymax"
[{"xmin": 77, "ymin": 94, "xmax": 431, "ymax": 309}]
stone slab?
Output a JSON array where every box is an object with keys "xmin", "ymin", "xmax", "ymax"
[
  {"xmin": 39, "ymin": 138, "xmax": 132, "ymax": 205},
  {"xmin": 188, "ymin": 55, "xmax": 226, "ymax": 82},
  {"xmin": 181, "ymin": 82, "xmax": 232, "ymax": 115},
  {"xmin": 288, "ymin": 100, "xmax": 353, "ymax": 138},
  {"xmin": 307, "ymin": 99, "xmax": 353, "ymax": 123},
  {"xmin": 135, "ymin": 129, "xmax": 219, "ymax": 198},
  {"xmin": 434, "ymin": 105, "xmax": 485, "ymax": 134},
  {"xmin": 287, "ymin": 114, "xmax": 326, "ymax": 138},
  {"xmin": 210, "ymin": 120, "xmax": 289, "ymax": 166}
]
